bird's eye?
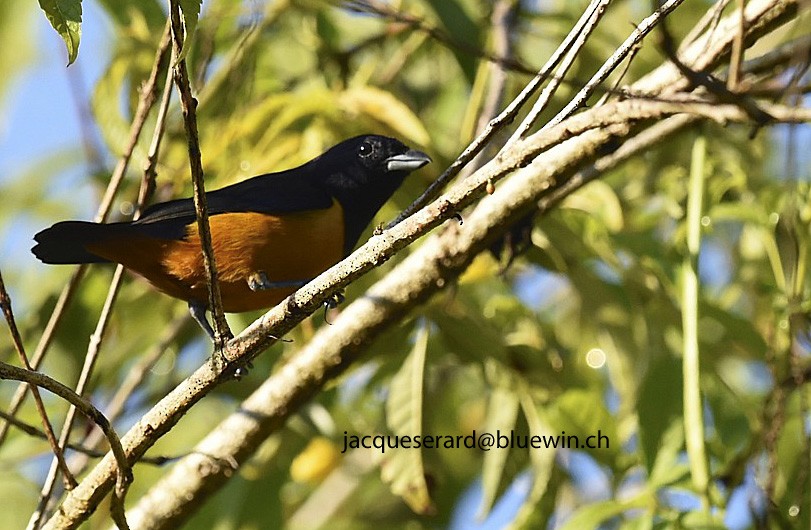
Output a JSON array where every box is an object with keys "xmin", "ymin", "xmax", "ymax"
[{"xmin": 358, "ymin": 141, "xmax": 373, "ymax": 157}]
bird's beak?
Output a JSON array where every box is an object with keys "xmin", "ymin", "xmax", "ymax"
[{"xmin": 386, "ymin": 149, "xmax": 432, "ymax": 172}]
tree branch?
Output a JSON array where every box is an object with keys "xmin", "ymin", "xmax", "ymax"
[{"xmin": 122, "ymin": 113, "xmax": 702, "ymax": 529}]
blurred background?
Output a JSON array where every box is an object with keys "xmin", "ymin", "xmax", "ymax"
[{"xmin": 0, "ymin": 0, "xmax": 810, "ymax": 528}]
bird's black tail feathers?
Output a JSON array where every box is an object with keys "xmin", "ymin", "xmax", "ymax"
[{"xmin": 32, "ymin": 221, "xmax": 124, "ymax": 264}]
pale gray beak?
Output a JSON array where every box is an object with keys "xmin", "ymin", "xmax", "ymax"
[{"xmin": 386, "ymin": 149, "xmax": 431, "ymax": 172}]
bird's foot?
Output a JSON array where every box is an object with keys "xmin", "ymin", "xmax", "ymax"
[{"xmin": 247, "ymin": 271, "xmax": 273, "ymax": 291}]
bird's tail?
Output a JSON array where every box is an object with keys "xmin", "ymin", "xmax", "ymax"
[{"xmin": 32, "ymin": 221, "xmax": 130, "ymax": 264}]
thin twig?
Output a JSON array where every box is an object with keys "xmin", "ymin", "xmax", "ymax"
[
  {"xmin": 29, "ymin": 267, "xmax": 129, "ymax": 527},
  {"xmin": 388, "ymin": 0, "xmax": 612, "ymax": 227},
  {"xmin": 71, "ymin": 315, "xmax": 190, "ymax": 475},
  {"xmin": 728, "ymin": 0, "xmax": 747, "ymax": 89},
  {"xmin": 594, "ymin": 41, "xmax": 642, "ymax": 107},
  {"xmin": 94, "ymin": 19, "xmax": 173, "ymax": 222},
  {"xmin": 505, "ymin": 0, "xmax": 612, "ymax": 145},
  {"xmin": 656, "ymin": 1, "xmax": 773, "ymax": 127},
  {"xmin": 197, "ymin": 1, "xmax": 288, "ymax": 108},
  {"xmin": 460, "ymin": 0, "xmax": 516, "ymax": 179},
  {"xmin": 0, "ymin": 410, "xmax": 178, "ymax": 465},
  {"xmin": 0, "ymin": 270, "xmax": 76, "ymax": 488},
  {"xmin": 169, "ymin": 0, "xmax": 232, "ymax": 349},
  {"xmin": 681, "ymin": 0, "xmax": 733, "ymax": 51},
  {"xmin": 544, "ymin": 0, "xmax": 687, "ymax": 131},
  {"xmin": 344, "ymin": 0, "xmax": 536, "ymax": 75}
]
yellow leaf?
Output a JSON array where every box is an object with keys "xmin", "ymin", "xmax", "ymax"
[
  {"xmin": 341, "ymin": 87, "xmax": 430, "ymax": 146},
  {"xmin": 290, "ymin": 437, "xmax": 342, "ymax": 485}
]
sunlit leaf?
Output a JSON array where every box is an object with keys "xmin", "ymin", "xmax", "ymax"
[
  {"xmin": 340, "ymin": 86, "xmax": 431, "ymax": 146},
  {"xmin": 558, "ymin": 495, "xmax": 649, "ymax": 530},
  {"xmin": 177, "ymin": 0, "xmax": 201, "ymax": 61},
  {"xmin": 38, "ymin": 0, "xmax": 82, "ymax": 65},
  {"xmin": 381, "ymin": 324, "xmax": 433, "ymax": 514},
  {"xmin": 479, "ymin": 384, "xmax": 520, "ymax": 518}
]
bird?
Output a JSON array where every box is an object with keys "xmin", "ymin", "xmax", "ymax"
[{"xmin": 32, "ymin": 135, "xmax": 431, "ymax": 338}]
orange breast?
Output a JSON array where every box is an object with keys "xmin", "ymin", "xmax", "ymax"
[{"xmin": 86, "ymin": 203, "xmax": 345, "ymax": 312}]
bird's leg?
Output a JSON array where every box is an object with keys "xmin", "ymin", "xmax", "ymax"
[
  {"xmin": 188, "ymin": 300, "xmax": 216, "ymax": 340},
  {"xmin": 247, "ymin": 271, "xmax": 309, "ymax": 291},
  {"xmin": 189, "ymin": 300, "xmax": 252, "ymax": 378}
]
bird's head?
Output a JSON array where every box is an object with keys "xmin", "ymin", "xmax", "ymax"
[{"xmin": 318, "ymin": 135, "xmax": 431, "ymax": 192}]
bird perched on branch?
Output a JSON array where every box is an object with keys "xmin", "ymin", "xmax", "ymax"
[{"xmin": 32, "ymin": 135, "xmax": 431, "ymax": 338}]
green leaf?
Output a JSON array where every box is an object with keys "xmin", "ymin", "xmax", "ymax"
[
  {"xmin": 648, "ymin": 420, "xmax": 689, "ymax": 488},
  {"xmin": 479, "ymin": 384, "xmax": 520, "ymax": 517},
  {"xmin": 381, "ymin": 324, "xmax": 433, "ymax": 514},
  {"xmin": 558, "ymin": 495, "xmax": 650, "ymax": 530},
  {"xmin": 506, "ymin": 391, "xmax": 557, "ymax": 529},
  {"xmin": 546, "ymin": 388, "xmax": 618, "ymax": 465},
  {"xmin": 38, "ymin": 0, "xmax": 82, "ymax": 65},
  {"xmin": 424, "ymin": 0, "xmax": 480, "ymax": 84},
  {"xmin": 177, "ymin": 0, "xmax": 202, "ymax": 61},
  {"xmin": 563, "ymin": 180, "xmax": 624, "ymax": 233},
  {"xmin": 0, "ymin": 1, "xmax": 35, "ymax": 105},
  {"xmin": 775, "ymin": 206, "xmax": 805, "ymax": 299},
  {"xmin": 96, "ymin": 0, "xmax": 164, "ymax": 28},
  {"xmin": 0, "ymin": 471, "xmax": 39, "ymax": 529},
  {"xmin": 637, "ymin": 356, "xmax": 683, "ymax": 473},
  {"xmin": 428, "ymin": 306, "xmax": 506, "ymax": 363}
]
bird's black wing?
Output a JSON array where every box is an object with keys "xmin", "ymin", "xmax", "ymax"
[{"xmin": 133, "ymin": 169, "xmax": 334, "ymax": 239}]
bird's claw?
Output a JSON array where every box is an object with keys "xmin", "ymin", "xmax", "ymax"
[
  {"xmin": 326, "ymin": 291, "xmax": 345, "ymax": 310},
  {"xmin": 323, "ymin": 290, "xmax": 345, "ymax": 324}
]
